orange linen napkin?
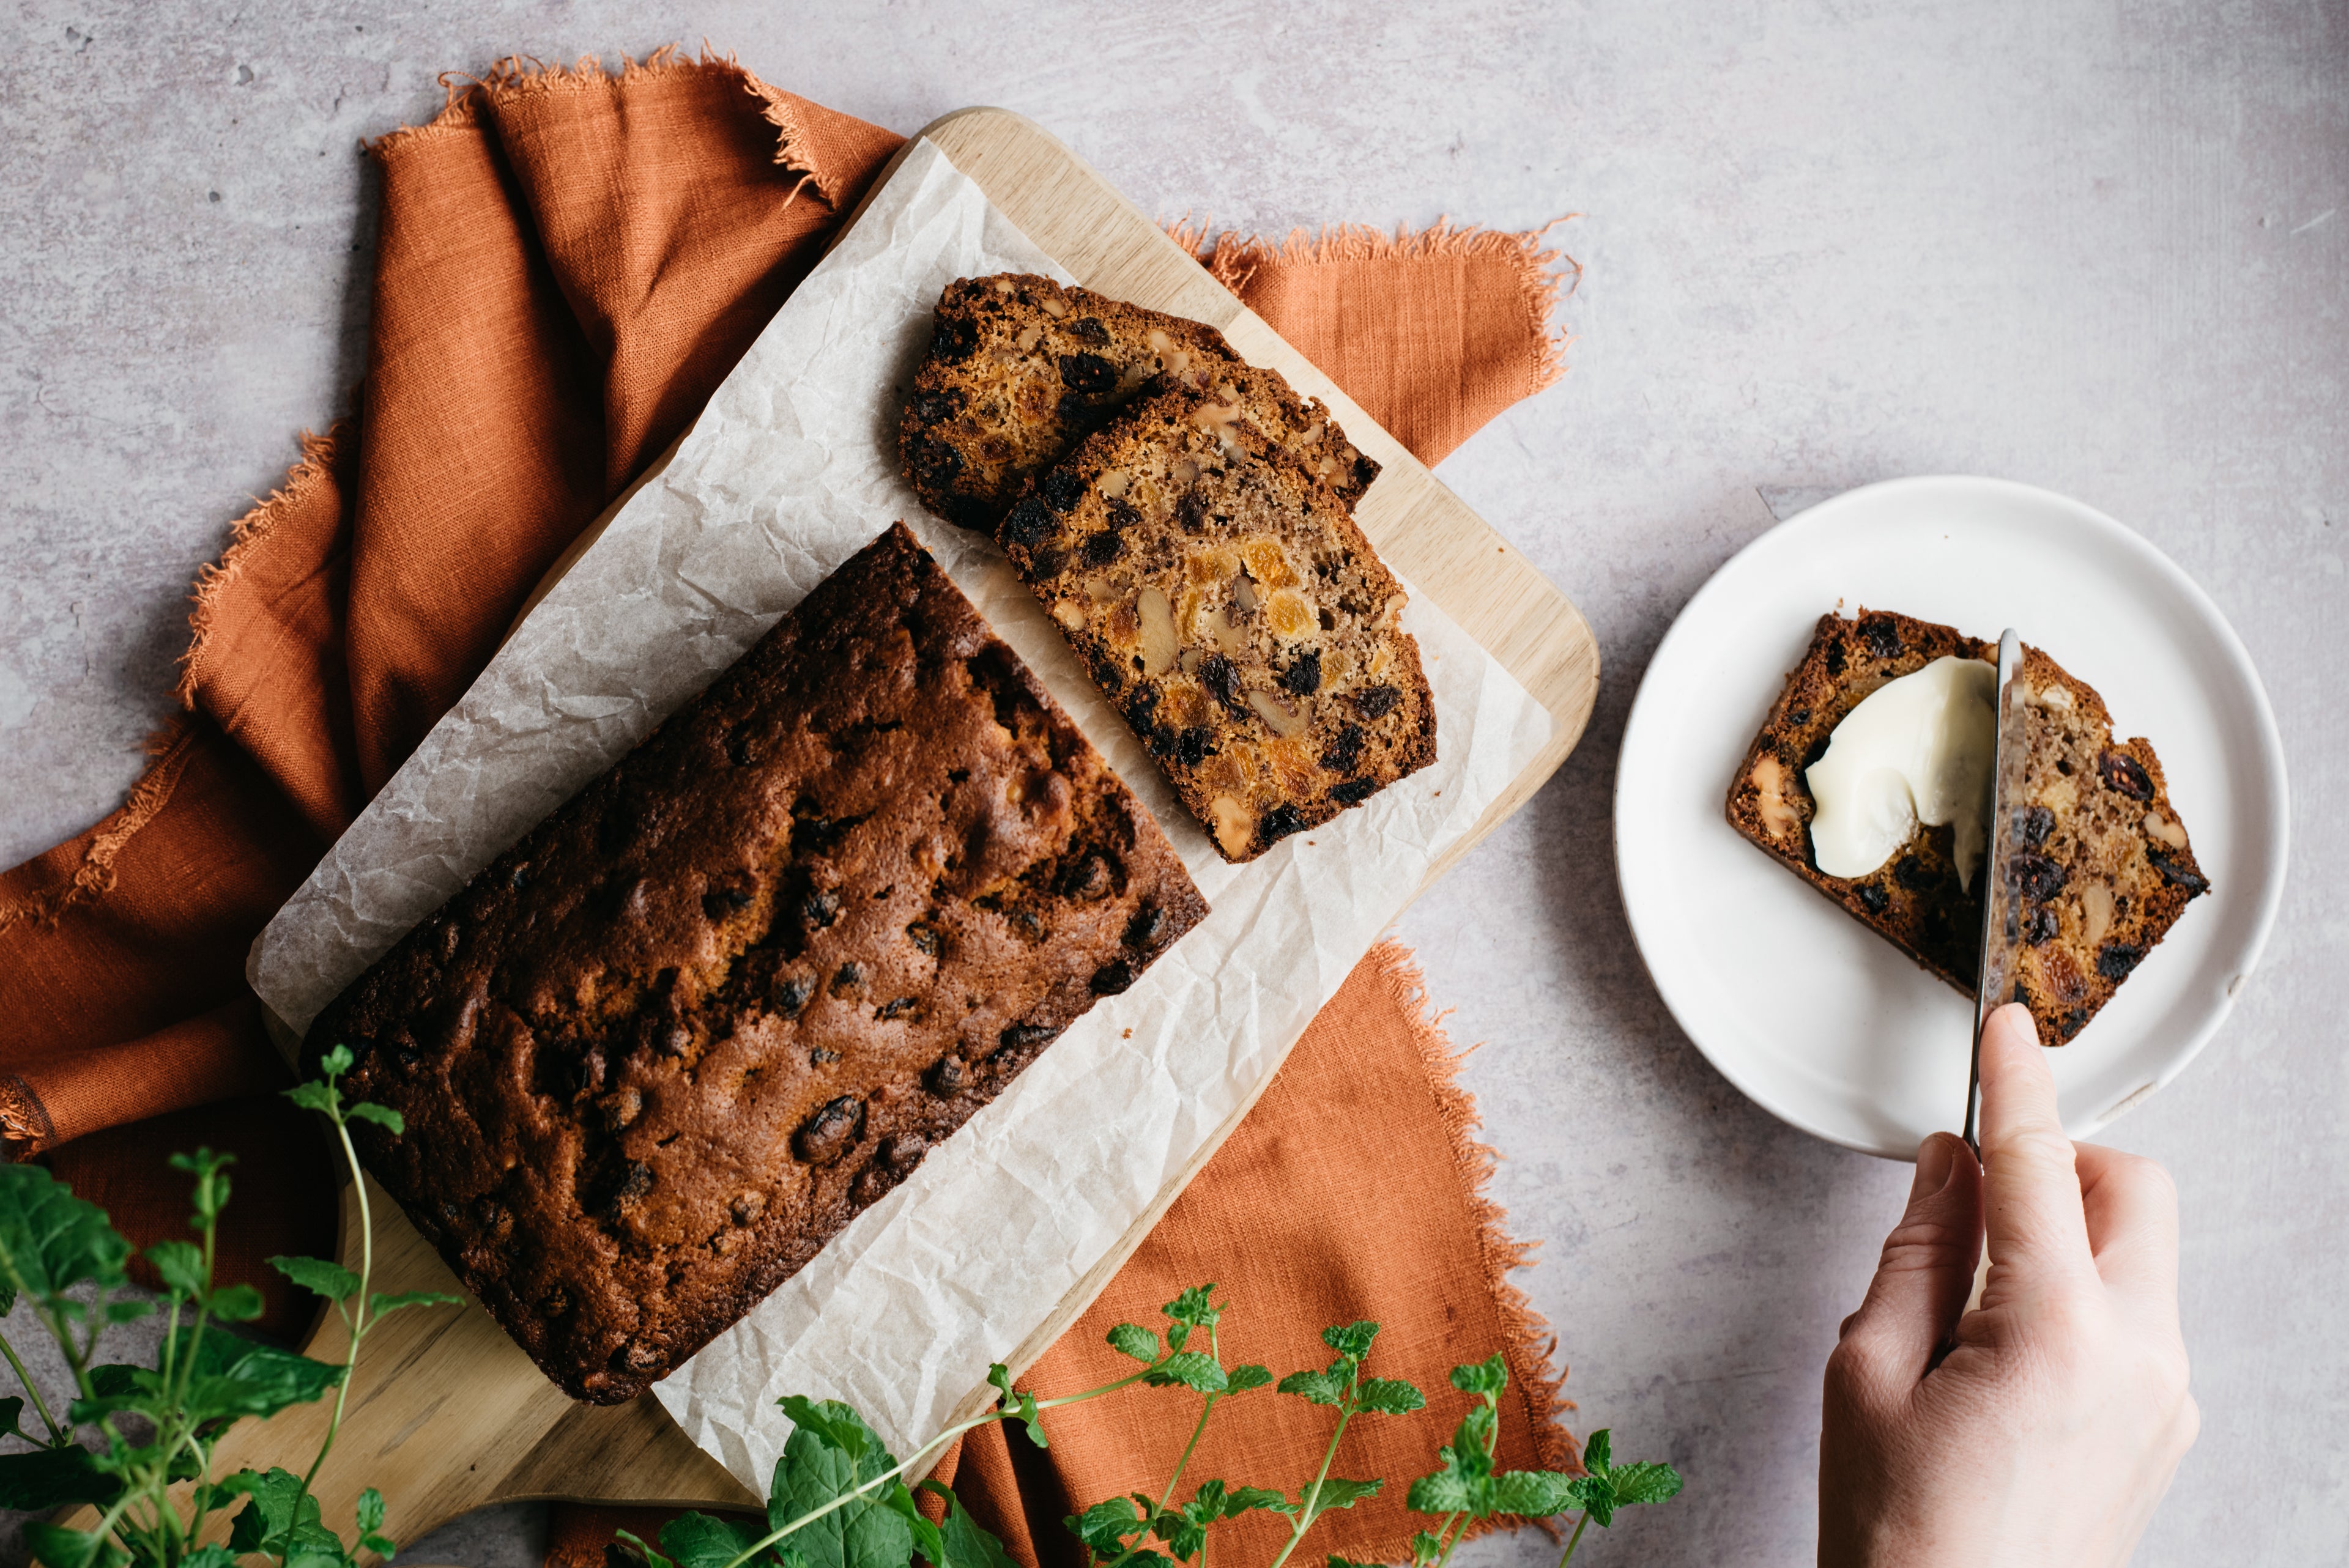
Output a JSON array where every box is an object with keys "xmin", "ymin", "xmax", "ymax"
[{"xmin": 0, "ymin": 43, "xmax": 1579, "ymax": 1547}]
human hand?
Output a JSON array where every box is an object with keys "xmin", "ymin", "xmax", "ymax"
[{"xmin": 1817, "ymin": 1002, "xmax": 2197, "ymax": 1567}]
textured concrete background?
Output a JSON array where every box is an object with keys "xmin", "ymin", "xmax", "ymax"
[{"xmin": 1, "ymin": 1, "xmax": 2340, "ymax": 1562}]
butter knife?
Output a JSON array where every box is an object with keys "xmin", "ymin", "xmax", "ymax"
[{"xmin": 1963, "ymin": 628, "xmax": 2028, "ymax": 1153}]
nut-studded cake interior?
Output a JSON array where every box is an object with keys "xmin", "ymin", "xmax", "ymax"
[
  {"xmin": 997, "ymin": 371, "xmax": 1436, "ymax": 862},
  {"xmin": 303, "ymin": 523, "xmax": 1207, "ymax": 1403},
  {"xmin": 899, "ymin": 273, "xmax": 1376, "ymax": 533},
  {"xmin": 2002, "ymin": 646, "xmax": 2207, "ymax": 1042}
]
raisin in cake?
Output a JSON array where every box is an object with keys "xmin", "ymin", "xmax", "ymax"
[
  {"xmin": 303, "ymin": 523, "xmax": 1208, "ymax": 1402},
  {"xmin": 1725, "ymin": 608, "xmax": 2206, "ymax": 1043},
  {"xmin": 900, "ymin": 273, "xmax": 1378, "ymax": 533},
  {"xmin": 996, "ymin": 371, "xmax": 1436, "ymax": 862}
]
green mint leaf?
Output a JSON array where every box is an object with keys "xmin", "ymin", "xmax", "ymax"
[
  {"xmin": 209, "ymin": 1282, "xmax": 267, "ymax": 1323},
  {"xmin": 1299, "ymin": 1477, "xmax": 1381, "ymax": 1514},
  {"xmin": 0, "ymin": 1447, "xmax": 125, "ymax": 1509},
  {"xmin": 283, "ymin": 1083, "xmax": 339, "ymax": 1116},
  {"xmin": 23, "ymin": 1522, "xmax": 128, "ymax": 1568},
  {"xmin": 1068, "ymin": 1496, "xmax": 1143, "ymax": 1556},
  {"xmin": 1449, "ymin": 1355, "xmax": 1508, "ymax": 1397},
  {"xmin": 1152, "ymin": 1507, "xmax": 1205, "ymax": 1562},
  {"xmin": 614, "ymin": 1526, "xmax": 678, "ymax": 1568},
  {"xmin": 100, "ymin": 1298, "xmax": 154, "ymax": 1325},
  {"xmin": 1403, "ymin": 1463, "xmax": 1477, "ymax": 1515},
  {"xmin": 1143, "ymin": 1352, "xmax": 1226, "ymax": 1394},
  {"xmin": 0, "ymin": 1163, "xmax": 133, "ymax": 1314},
  {"xmin": 1319, "ymin": 1322, "xmax": 1378, "ymax": 1360},
  {"xmin": 1014, "ymin": 1389, "xmax": 1047, "ymax": 1449},
  {"xmin": 1180, "ymin": 1480, "xmax": 1228, "ymax": 1520},
  {"xmin": 1354, "ymin": 1377, "xmax": 1425, "ymax": 1415},
  {"xmin": 1222, "ymin": 1364, "xmax": 1272, "ymax": 1394},
  {"xmin": 318, "ymin": 1044, "xmax": 356, "ymax": 1078},
  {"xmin": 369, "ymin": 1290, "xmax": 464, "ymax": 1318},
  {"xmin": 1104, "ymin": 1323, "xmax": 1160, "ymax": 1363},
  {"xmin": 174, "ymin": 1327, "xmax": 346, "ymax": 1424},
  {"xmin": 146, "ymin": 1238, "xmax": 208, "ymax": 1301},
  {"xmin": 357, "ymin": 1487, "xmax": 387, "ymax": 1536},
  {"xmin": 0, "ymin": 1396, "xmax": 20, "ymax": 1440},
  {"xmin": 1408, "ymin": 1530, "xmax": 1447, "ymax": 1568},
  {"xmin": 986, "ymin": 1364, "xmax": 1014, "ymax": 1407},
  {"xmin": 1275, "ymin": 1368, "xmax": 1345, "ymax": 1407},
  {"xmin": 1405, "ymin": 1414, "xmax": 1499, "ymax": 1519},
  {"xmin": 1162, "ymin": 1286, "xmax": 1218, "ymax": 1329},
  {"xmin": 220, "ymin": 1465, "xmax": 348, "ymax": 1566},
  {"xmin": 1486, "ymin": 1470, "xmax": 1579, "ymax": 1517},
  {"xmin": 777, "ymin": 1395, "xmax": 875, "ymax": 1465},
  {"xmin": 1209, "ymin": 1485, "xmax": 1285, "ymax": 1520},
  {"xmin": 346, "ymin": 1102, "xmax": 405, "ymax": 1134},
  {"xmin": 271, "ymin": 1254, "xmax": 362, "ymax": 1302},
  {"xmin": 1581, "ymin": 1429, "xmax": 1611, "ymax": 1476},
  {"xmin": 1604, "ymin": 1461, "xmax": 1682, "ymax": 1508},
  {"xmin": 765, "ymin": 1400, "xmax": 906, "ymax": 1568},
  {"xmin": 879, "ymin": 1482, "xmax": 946, "ymax": 1568},
  {"xmin": 920, "ymin": 1482, "xmax": 1020, "ymax": 1568},
  {"xmin": 180, "ymin": 1545, "xmax": 243, "ymax": 1568},
  {"xmin": 1452, "ymin": 1406, "xmax": 1498, "ymax": 1474}
]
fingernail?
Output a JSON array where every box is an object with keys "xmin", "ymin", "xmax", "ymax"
[{"xmin": 1910, "ymin": 1134, "xmax": 1957, "ymax": 1202}]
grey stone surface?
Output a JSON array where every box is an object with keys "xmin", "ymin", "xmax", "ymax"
[{"xmin": 0, "ymin": 1, "xmax": 2339, "ymax": 1563}]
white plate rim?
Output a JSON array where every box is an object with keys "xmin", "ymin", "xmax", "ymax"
[{"xmin": 1613, "ymin": 474, "xmax": 2293, "ymax": 1159}]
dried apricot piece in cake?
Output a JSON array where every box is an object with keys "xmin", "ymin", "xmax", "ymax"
[
  {"xmin": 899, "ymin": 273, "xmax": 1376, "ymax": 531},
  {"xmin": 998, "ymin": 371, "xmax": 1436, "ymax": 863}
]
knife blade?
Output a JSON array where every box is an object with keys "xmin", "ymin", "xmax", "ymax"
[{"xmin": 1964, "ymin": 628, "xmax": 2028, "ymax": 1153}]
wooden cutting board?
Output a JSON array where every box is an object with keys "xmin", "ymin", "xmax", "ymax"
[{"xmin": 146, "ymin": 106, "xmax": 1600, "ymax": 1555}]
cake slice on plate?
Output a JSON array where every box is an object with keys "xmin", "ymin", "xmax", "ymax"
[{"xmin": 1724, "ymin": 608, "xmax": 2207, "ymax": 1043}]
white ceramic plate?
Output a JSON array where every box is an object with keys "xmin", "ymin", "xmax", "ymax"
[{"xmin": 1616, "ymin": 476, "xmax": 2290, "ymax": 1159}]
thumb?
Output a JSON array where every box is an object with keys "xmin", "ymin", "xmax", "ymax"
[{"xmin": 1838, "ymin": 1133, "xmax": 1983, "ymax": 1380}]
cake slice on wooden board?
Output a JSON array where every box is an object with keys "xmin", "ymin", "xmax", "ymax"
[
  {"xmin": 899, "ymin": 273, "xmax": 1378, "ymax": 532},
  {"xmin": 302, "ymin": 523, "xmax": 1209, "ymax": 1403},
  {"xmin": 996, "ymin": 371, "xmax": 1437, "ymax": 863},
  {"xmin": 1724, "ymin": 608, "xmax": 2207, "ymax": 1044}
]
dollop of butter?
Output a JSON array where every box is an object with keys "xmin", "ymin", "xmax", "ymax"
[{"xmin": 1806, "ymin": 655, "xmax": 1996, "ymax": 890}]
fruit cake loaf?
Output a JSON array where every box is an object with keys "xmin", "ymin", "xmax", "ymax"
[
  {"xmin": 1725, "ymin": 608, "xmax": 2206, "ymax": 1043},
  {"xmin": 899, "ymin": 273, "xmax": 1378, "ymax": 533},
  {"xmin": 302, "ymin": 523, "xmax": 1209, "ymax": 1402},
  {"xmin": 996, "ymin": 372, "xmax": 1437, "ymax": 862}
]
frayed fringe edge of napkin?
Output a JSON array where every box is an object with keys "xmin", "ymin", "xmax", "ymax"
[
  {"xmin": 1362, "ymin": 937, "xmax": 1584, "ymax": 1528},
  {"xmin": 1168, "ymin": 217, "xmax": 1582, "ymax": 401}
]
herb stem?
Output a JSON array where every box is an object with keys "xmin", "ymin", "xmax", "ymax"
[
  {"xmin": 1266, "ymin": 1392, "xmax": 1356, "ymax": 1568},
  {"xmin": 1554, "ymin": 1511, "xmax": 1590, "ymax": 1567},
  {"xmin": 285, "ymin": 1092, "xmax": 376, "ymax": 1567},
  {"xmin": 0, "ymin": 1326, "xmax": 65, "ymax": 1444},
  {"xmin": 1034, "ymin": 1365, "xmax": 1156, "ymax": 1410}
]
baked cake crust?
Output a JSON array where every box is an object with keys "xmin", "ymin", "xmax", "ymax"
[
  {"xmin": 899, "ymin": 273, "xmax": 1377, "ymax": 533},
  {"xmin": 1724, "ymin": 608, "xmax": 2206, "ymax": 1043},
  {"xmin": 303, "ymin": 523, "xmax": 1208, "ymax": 1402},
  {"xmin": 996, "ymin": 372, "xmax": 1436, "ymax": 862}
]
